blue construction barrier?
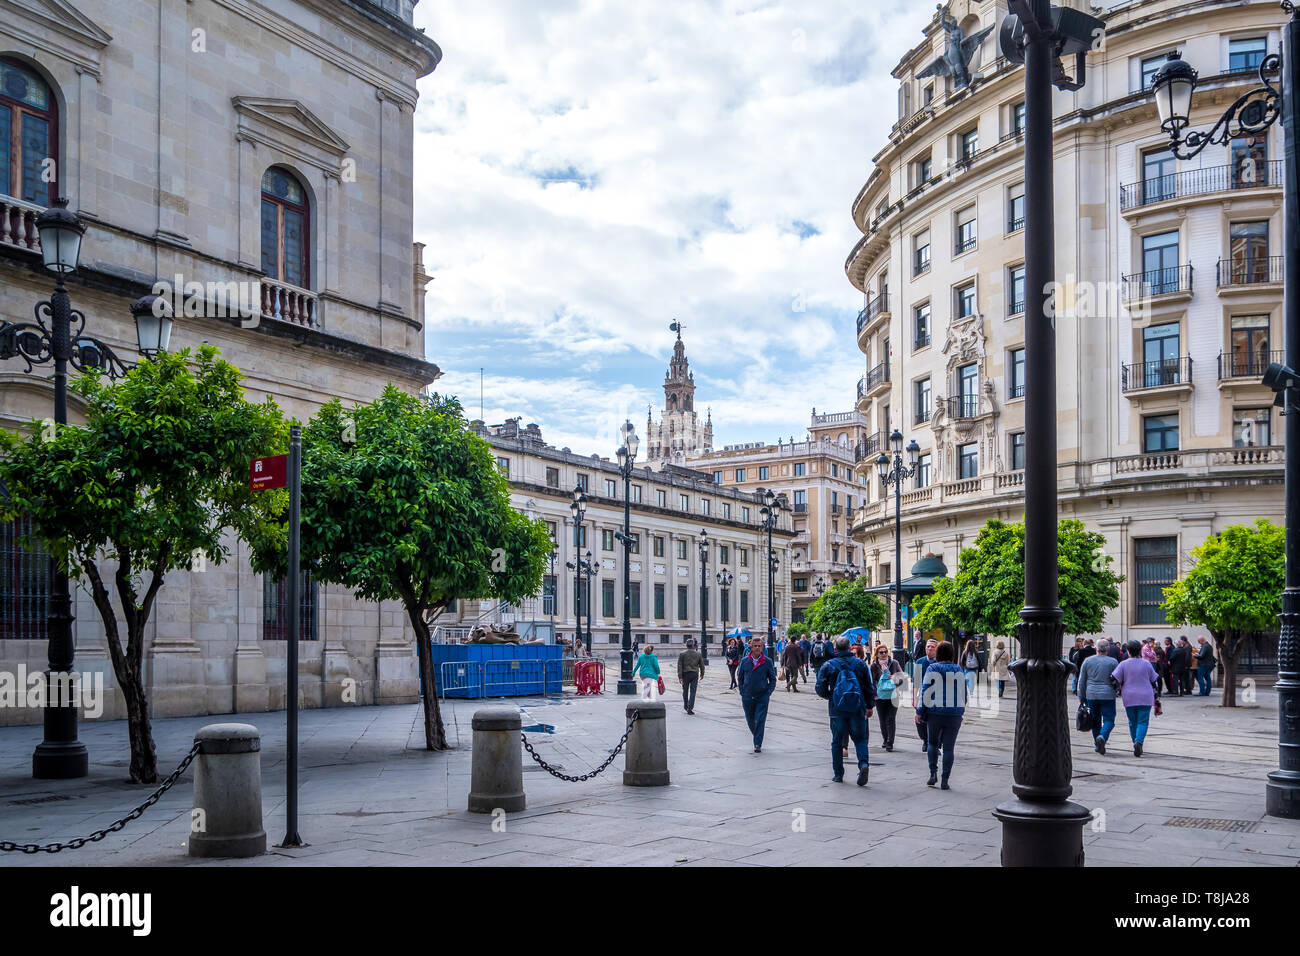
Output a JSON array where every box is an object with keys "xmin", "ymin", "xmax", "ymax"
[{"xmin": 430, "ymin": 643, "xmax": 562, "ymax": 699}]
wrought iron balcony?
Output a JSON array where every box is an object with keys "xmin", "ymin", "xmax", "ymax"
[
  {"xmin": 1119, "ymin": 161, "xmax": 1282, "ymax": 211},
  {"xmin": 1121, "ymin": 264, "xmax": 1193, "ymax": 301},
  {"xmin": 854, "ymin": 431, "xmax": 885, "ymax": 463},
  {"xmin": 1217, "ymin": 255, "xmax": 1283, "ymax": 288},
  {"xmin": 1006, "ymin": 215, "xmax": 1024, "ymax": 233},
  {"xmin": 1121, "ymin": 357, "xmax": 1193, "ymax": 391},
  {"xmin": 945, "ymin": 395, "xmax": 981, "ymax": 420},
  {"xmin": 859, "ymin": 362, "xmax": 889, "ymax": 399},
  {"xmin": 1219, "ymin": 349, "xmax": 1282, "ymax": 380},
  {"xmin": 955, "ymin": 234, "xmax": 977, "ymax": 255}
]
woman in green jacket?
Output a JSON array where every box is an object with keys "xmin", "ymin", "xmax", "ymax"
[{"xmin": 633, "ymin": 644, "xmax": 661, "ymax": 699}]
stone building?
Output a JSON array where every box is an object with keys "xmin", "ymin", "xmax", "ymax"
[
  {"xmin": 450, "ymin": 422, "xmax": 796, "ymax": 652},
  {"xmin": 0, "ymin": 0, "xmax": 441, "ymax": 725},
  {"xmin": 645, "ymin": 325, "xmax": 714, "ymax": 467},
  {"xmin": 688, "ymin": 408, "xmax": 873, "ymax": 623},
  {"xmin": 845, "ymin": 0, "xmax": 1284, "ymax": 647}
]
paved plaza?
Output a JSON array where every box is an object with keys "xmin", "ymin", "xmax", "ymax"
[{"xmin": 0, "ymin": 661, "xmax": 1296, "ymax": 867}]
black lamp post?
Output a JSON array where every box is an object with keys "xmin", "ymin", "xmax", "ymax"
[
  {"xmin": 759, "ymin": 489, "xmax": 784, "ymax": 661},
  {"xmin": 876, "ymin": 430, "xmax": 919, "ymax": 669},
  {"xmin": 0, "ymin": 199, "xmax": 169, "ymax": 780},
  {"xmin": 568, "ymin": 486, "xmax": 588, "ymax": 656},
  {"xmin": 616, "ymin": 421, "xmax": 640, "ymax": 694},
  {"xmin": 815, "ymin": 575, "xmax": 826, "ymax": 596},
  {"xmin": 583, "ymin": 549, "xmax": 596, "ymax": 663},
  {"xmin": 717, "ymin": 567, "xmax": 733, "ymax": 647},
  {"xmin": 845, "ymin": 562, "xmax": 861, "ymax": 583},
  {"xmin": 1146, "ymin": 10, "xmax": 1300, "ymax": 817},
  {"xmin": 993, "ymin": 0, "xmax": 1103, "ymax": 866},
  {"xmin": 698, "ymin": 528, "xmax": 709, "ymax": 659}
]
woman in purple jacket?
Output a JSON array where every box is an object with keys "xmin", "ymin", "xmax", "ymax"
[{"xmin": 1112, "ymin": 640, "xmax": 1160, "ymax": 757}]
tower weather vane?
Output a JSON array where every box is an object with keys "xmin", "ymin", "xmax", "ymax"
[{"xmin": 669, "ymin": 320, "xmax": 684, "ymax": 338}]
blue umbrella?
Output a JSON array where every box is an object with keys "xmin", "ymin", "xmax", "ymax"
[
  {"xmin": 841, "ymin": 627, "xmax": 873, "ymax": 645},
  {"xmin": 726, "ymin": 627, "xmax": 753, "ymax": 639}
]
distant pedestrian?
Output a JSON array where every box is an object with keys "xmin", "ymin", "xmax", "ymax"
[
  {"xmin": 960, "ymin": 639, "xmax": 982, "ymax": 700},
  {"xmin": 918, "ymin": 640, "xmax": 966, "ymax": 789},
  {"xmin": 725, "ymin": 638, "xmax": 743, "ymax": 690},
  {"xmin": 1106, "ymin": 639, "xmax": 1123, "ymax": 662},
  {"xmin": 799, "ymin": 634, "xmax": 813, "ymax": 680},
  {"xmin": 1068, "ymin": 638, "xmax": 1085, "ymax": 693},
  {"xmin": 632, "ymin": 644, "xmax": 661, "ymax": 700},
  {"xmin": 677, "ymin": 639, "xmax": 705, "ymax": 715},
  {"xmin": 1194, "ymin": 637, "xmax": 1216, "ymax": 696},
  {"xmin": 870, "ymin": 642, "xmax": 904, "ymax": 750},
  {"xmin": 911, "ymin": 639, "xmax": 939, "ymax": 750},
  {"xmin": 1113, "ymin": 640, "xmax": 1160, "ymax": 756},
  {"xmin": 809, "ymin": 635, "xmax": 829, "ymax": 673},
  {"xmin": 989, "ymin": 641, "xmax": 1011, "ymax": 698},
  {"xmin": 1078, "ymin": 638, "xmax": 1120, "ymax": 755},
  {"xmin": 1161, "ymin": 638, "xmax": 1178, "ymax": 695},
  {"xmin": 1177, "ymin": 637, "xmax": 1195, "ymax": 694},
  {"xmin": 781, "ymin": 639, "xmax": 804, "ymax": 692},
  {"xmin": 1072, "ymin": 639, "xmax": 1096, "ymax": 696},
  {"xmin": 738, "ymin": 637, "xmax": 777, "ymax": 753},
  {"xmin": 815, "ymin": 636, "xmax": 876, "ymax": 785}
]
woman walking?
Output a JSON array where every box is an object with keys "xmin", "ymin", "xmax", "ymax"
[
  {"xmin": 1078, "ymin": 638, "xmax": 1119, "ymax": 755},
  {"xmin": 989, "ymin": 641, "xmax": 1011, "ymax": 698},
  {"xmin": 632, "ymin": 644, "xmax": 661, "ymax": 700},
  {"xmin": 918, "ymin": 640, "xmax": 966, "ymax": 789},
  {"xmin": 1112, "ymin": 639, "xmax": 1160, "ymax": 757},
  {"xmin": 960, "ymin": 639, "xmax": 982, "ymax": 701},
  {"xmin": 725, "ymin": 638, "xmax": 743, "ymax": 690},
  {"xmin": 870, "ymin": 643, "xmax": 904, "ymax": 751}
]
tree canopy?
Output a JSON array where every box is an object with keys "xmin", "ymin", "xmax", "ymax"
[{"xmin": 802, "ymin": 576, "xmax": 888, "ymax": 635}]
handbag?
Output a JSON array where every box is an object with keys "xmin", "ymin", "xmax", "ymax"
[
  {"xmin": 778, "ymin": 667, "xmax": 787, "ymax": 681},
  {"xmin": 1154, "ymin": 697, "xmax": 1163, "ymax": 717},
  {"xmin": 657, "ymin": 676, "xmax": 665, "ymax": 696},
  {"xmin": 1076, "ymin": 700, "xmax": 1094, "ymax": 733}
]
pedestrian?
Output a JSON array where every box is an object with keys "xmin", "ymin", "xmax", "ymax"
[
  {"xmin": 960, "ymin": 638, "xmax": 982, "ymax": 700},
  {"xmin": 1068, "ymin": 638, "xmax": 1084, "ymax": 693},
  {"xmin": 725, "ymin": 637, "xmax": 743, "ymax": 690},
  {"xmin": 1078, "ymin": 638, "xmax": 1119, "ymax": 755},
  {"xmin": 870, "ymin": 642, "xmax": 904, "ymax": 750},
  {"xmin": 1106, "ymin": 639, "xmax": 1123, "ymax": 662},
  {"xmin": 677, "ymin": 638, "xmax": 705, "ymax": 715},
  {"xmin": 738, "ymin": 636, "xmax": 777, "ymax": 752},
  {"xmin": 911, "ymin": 639, "xmax": 939, "ymax": 751},
  {"xmin": 1194, "ymin": 636, "xmax": 1216, "ymax": 696},
  {"xmin": 918, "ymin": 640, "xmax": 966, "ymax": 789},
  {"xmin": 776, "ymin": 635, "xmax": 787, "ymax": 656},
  {"xmin": 1161, "ymin": 638, "xmax": 1178, "ymax": 695},
  {"xmin": 911, "ymin": 634, "xmax": 927, "ymax": 664},
  {"xmin": 781, "ymin": 638, "xmax": 804, "ymax": 692},
  {"xmin": 799, "ymin": 633, "xmax": 813, "ymax": 680},
  {"xmin": 632, "ymin": 644, "xmax": 661, "ymax": 700},
  {"xmin": 815, "ymin": 636, "xmax": 876, "ymax": 785},
  {"xmin": 809, "ymin": 634, "xmax": 827, "ymax": 674},
  {"xmin": 1177, "ymin": 637, "xmax": 1195, "ymax": 695},
  {"xmin": 1112, "ymin": 640, "xmax": 1160, "ymax": 756},
  {"xmin": 989, "ymin": 640, "xmax": 1011, "ymax": 698}
]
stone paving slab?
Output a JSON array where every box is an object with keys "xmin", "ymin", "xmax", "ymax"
[{"xmin": 1, "ymin": 661, "xmax": 1297, "ymax": 866}]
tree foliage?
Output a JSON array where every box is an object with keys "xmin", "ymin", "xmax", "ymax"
[
  {"xmin": 786, "ymin": 621, "xmax": 810, "ymax": 640},
  {"xmin": 1162, "ymin": 518, "xmax": 1283, "ymax": 707},
  {"xmin": 264, "ymin": 387, "xmax": 552, "ymax": 749},
  {"xmin": 0, "ymin": 346, "xmax": 287, "ymax": 782},
  {"xmin": 911, "ymin": 518, "xmax": 1122, "ymax": 637},
  {"xmin": 802, "ymin": 576, "xmax": 888, "ymax": 635}
]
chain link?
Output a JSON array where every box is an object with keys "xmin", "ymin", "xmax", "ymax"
[
  {"xmin": 521, "ymin": 709, "xmax": 640, "ymax": 782},
  {"xmin": 0, "ymin": 741, "xmax": 202, "ymax": 854}
]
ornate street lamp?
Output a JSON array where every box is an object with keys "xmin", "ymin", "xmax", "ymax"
[
  {"xmin": 1146, "ymin": 15, "xmax": 1299, "ymax": 818},
  {"xmin": 759, "ymin": 488, "xmax": 784, "ymax": 661},
  {"xmin": 568, "ymin": 485, "xmax": 587, "ymax": 655},
  {"xmin": 876, "ymin": 430, "xmax": 919, "ymax": 669},
  {"xmin": 717, "ymin": 566, "xmax": 733, "ymax": 647},
  {"xmin": 697, "ymin": 528, "xmax": 709, "ymax": 662},
  {"xmin": 616, "ymin": 421, "xmax": 640, "ymax": 694},
  {"xmin": 845, "ymin": 562, "xmax": 861, "ymax": 583}
]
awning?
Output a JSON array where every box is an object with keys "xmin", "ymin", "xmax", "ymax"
[{"xmin": 865, "ymin": 555, "xmax": 948, "ymax": 599}]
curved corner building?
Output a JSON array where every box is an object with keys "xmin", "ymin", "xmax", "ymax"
[{"xmin": 846, "ymin": 0, "xmax": 1285, "ymax": 644}]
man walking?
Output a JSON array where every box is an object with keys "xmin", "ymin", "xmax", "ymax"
[
  {"xmin": 677, "ymin": 638, "xmax": 705, "ymax": 715},
  {"xmin": 815, "ymin": 636, "xmax": 876, "ymax": 785},
  {"xmin": 1195, "ymin": 637, "xmax": 1216, "ymax": 696},
  {"xmin": 911, "ymin": 639, "xmax": 939, "ymax": 751},
  {"xmin": 1078, "ymin": 638, "xmax": 1120, "ymax": 755},
  {"xmin": 799, "ymin": 633, "xmax": 813, "ymax": 681},
  {"xmin": 1068, "ymin": 638, "xmax": 1084, "ymax": 694},
  {"xmin": 1168, "ymin": 637, "xmax": 1188, "ymax": 696},
  {"xmin": 1177, "ymin": 636, "xmax": 1195, "ymax": 695},
  {"xmin": 738, "ymin": 637, "xmax": 777, "ymax": 752},
  {"xmin": 781, "ymin": 638, "xmax": 805, "ymax": 692}
]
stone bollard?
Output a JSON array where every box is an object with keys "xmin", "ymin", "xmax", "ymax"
[
  {"xmin": 189, "ymin": 723, "xmax": 266, "ymax": 858},
  {"xmin": 468, "ymin": 706, "xmax": 525, "ymax": 813},
  {"xmin": 623, "ymin": 700, "xmax": 669, "ymax": 787}
]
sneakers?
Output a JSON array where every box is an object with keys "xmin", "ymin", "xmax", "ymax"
[
  {"xmin": 926, "ymin": 774, "xmax": 938, "ymax": 787},
  {"xmin": 856, "ymin": 768, "xmax": 869, "ymax": 787},
  {"xmin": 1134, "ymin": 741, "xmax": 1143, "ymax": 757},
  {"xmin": 1095, "ymin": 736, "xmax": 1106, "ymax": 756}
]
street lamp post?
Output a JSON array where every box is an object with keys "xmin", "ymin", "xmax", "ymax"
[
  {"xmin": 717, "ymin": 567, "xmax": 733, "ymax": 647},
  {"xmin": 876, "ymin": 431, "xmax": 919, "ymax": 669},
  {"xmin": 759, "ymin": 489, "xmax": 784, "ymax": 661},
  {"xmin": 568, "ymin": 486, "xmax": 587, "ymax": 655},
  {"xmin": 698, "ymin": 529, "xmax": 709, "ymax": 659},
  {"xmin": 0, "ymin": 199, "xmax": 166, "ymax": 780},
  {"xmin": 583, "ymin": 550, "xmax": 596, "ymax": 663},
  {"xmin": 616, "ymin": 421, "xmax": 640, "ymax": 694},
  {"xmin": 1144, "ymin": 9, "xmax": 1300, "ymax": 817},
  {"xmin": 993, "ymin": 0, "xmax": 1103, "ymax": 865}
]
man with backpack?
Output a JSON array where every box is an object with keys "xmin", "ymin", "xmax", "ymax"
[
  {"xmin": 814, "ymin": 636, "xmax": 876, "ymax": 786},
  {"xmin": 799, "ymin": 633, "xmax": 813, "ymax": 681}
]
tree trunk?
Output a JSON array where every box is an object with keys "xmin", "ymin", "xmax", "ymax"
[
  {"xmin": 1216, "ymin": 631, "xmax": 1243, "ymax": 709},
  {"xmin": 405, "ymin": 604, "xmax": 446, "ymax": 750},
  {"xmin": 120, "ymin": 653, "xmax": 158, "ymax": 783}
]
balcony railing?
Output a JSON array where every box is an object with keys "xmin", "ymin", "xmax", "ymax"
[
  {"xmin": 793, "ymin": 502, "xmax": 808, "ymax": 514},
  {"xmin": 913, "ymin": 251, "xmax": 931, "ymax": 276},
  {"xmin": 1121, "ymin": 357, "xmax": 1193, "ymax": 391},
  {"xmin": 955, "ymin": 234, "xmax": 977, "ymax": 255},
  {"xmin": 914, "ymin": 405, "xmax": 931, "ymax": 425},
  {"xmin": 0, "ymin": 196, "xmax": 42, "ymax": 251},
  {"xmin": 865, "ymin": 290, "xmax": 889, "ymax": 322},
  {"xmin": 1009, "ymin": 381, "xmax": 1025, "ymax": 399},
  {"xmin": 1119, "ymin": 161, "xmax": 1283, "ymax": 211},
  {"xmin": 861, "ymin": 362, "xmax": 890, "ymax": 395},
  {"xmin": 854, "ymin": 431, "xmax": 885, "ymax": 463},
  {"xmin": 1008, "ymin": 296, "xmax": 1025, "ymax": 316},
  {"xmin": 1219, "ymin": 349, "xmax": 1282, "ymax": 380},
  {"xmin": 914, "ymin": 333, "xmax": 931, "ymax": 350},
  {"xmin": 261, "ymin": 277, "xmax": 319, "ymax": 328},
  {"xmin": 1121, "ymin": 264, "xmax": 1193, "ymax": 301},
  {"xmin": 1217, "ymin": 255, "xmax": 1283, "ymax": 288},
  {"xmin": 945, "ymin": 395, "xmax": 981, "ymax": 420},
  {"xmin": 1007, "ymin": 215, "xmax": 1024, "ymax": 233}
]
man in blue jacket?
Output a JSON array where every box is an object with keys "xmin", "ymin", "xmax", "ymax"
[
  {"xmin": 737, "ymin": 637, "xmax": 777, "ymax": 752},
  {"xmin": 815, "ymin": 636, "xmax": 876, "ymax": 786},
  {"xmin": 798, "ymin": 634, "xmax": 813, "ymax": 680}
]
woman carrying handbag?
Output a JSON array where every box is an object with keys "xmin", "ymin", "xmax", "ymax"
[{"xmin": 632, "ymin": 644, "xmax": 662, "ymax": 700}]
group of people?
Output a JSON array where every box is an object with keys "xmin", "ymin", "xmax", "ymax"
[
  {"xmin": 1076, "ymin": 639, "xmax": 1162, "ymax": 757},
  {"xmin": 1069, "ymin": 635, "xmax": 1217, "ymax": 699}
]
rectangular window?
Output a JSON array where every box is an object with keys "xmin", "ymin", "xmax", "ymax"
[
  {"xmin": 1012, "ymin": 101, "xmax": 1026, "ymax": 135},
  {"xmin": 1142, "ymin": 149, "xmax": 1176, "ymax": 203},
  {"xmin": 602, "ymin": 579, "xmax": 615, "ymax": 617},
  {"xmin": 1141, "ymin": 230, "xmax": 1181, "ymax": 292},
  {"xmin": 958, "ymin": 442, "xmax": 979, "ymax": 479},
  {"xmin": 914, "ymin": 377, "xmax": 932, "ymax": 424},
  {"xmin": 956, "ymin": 281, "xmax": 977, "ymax": 318},
  {"xmin": 546, "ymin": 520, "xmax": 557, "ymax": 541},
  {"xmin": 654, "ymin": 535, "xmax": 665, "ymax": 557},
  {"xmin": 914, "ymin": 302, "xmax": 931, "ymax": 349},
  {"xmin": 1233, "ymin": 407, "xmax": 1271, "ymax": 446},
  {"xmin": 740, "ymin": 590, "xmax": 750, "ymax": 622},
  {"xmin": 701, "ymin": 499, "xmax": 711, "ymax": 516},
  {"xmin": 263, "ymin": 571, "xmax": 319, "ymax": 641},
  {"xmin": 495, "ymin": 457, "xmax": 510, "ymax": 476},
  {"xmin": 542, "ymin": 575, "xmax": 556, "ymax": 615},
  {"xmin": 915, "ymin": 453, "xmax": 932, "ymax": 489},
  {"xmin": 1007, "ymin": 182, "xmax": 1025, "ymax": 233},
  {"xmin": 629, "ymin": 533, "xmax": 640, "ymax": 555},
  {"xmin": 575, "ymin": 525, "xmax": 587, "ymax": 548},
  {"xmin": 602, "ymin": 529, "xmax": 615, "ymax": 551},
  {"xmin": 916, "ymin": 155, "xmax": 932, "ymax": 185},
  {"xmin": 630, "ymin": 582, "xmax": 641, "ymax": 619},
  {"xmin": 735, "ymin": 468, "xmax": 746, "ymax": 482},
  {"xmin": 1231, "ymin": 135, "xmax": 1268, "ymax": 186},
  {"xmin": 676, "ymin": 540, "xmax": 688, "ymax": 560},
  {"xmin": 575, "ymin": 473, "xmax": 588, "ymax": 492},
  {"xmin": 1229, "ymin": 37, "xmax": 1267, "ymax": 72},
  {"xmin": 793, "ymin": 462, "xmax": 805, "ymax": 477},
  {"xmin": 632, "ymin": 484, "xmax": 642, "ymax": 503},
  {"xmin": 793, "ymin": 577, "xmax": 808, "ymax": 593},
  {"xmin": 1229, "ymin": 314, "xmax": 1271, "ymax": 377},
  {"xmin": 722, "ymin": 502, "xmax": 731, "ymax": 519},
  {"xmin": 545, "ymin": 467, "xmax": 559, "ymax": 488},
  {"xmin": 679, "ymin": 494, "xmax": 690, "ymax": 512},
  {"xmin": 792, "ymin": 489, "xmax": 807, "ymax": 510},
  {"xmin": 955, "ymin": 207, "xmax": 977, "ymax": 254},
  {"xmin": 740, "ymin": 548, "xmax": 749, "ymax": 567},
  {"xmin": 913, "ymin": 229, "xmax": 931, "ymax": 276},
  {"xmin": 656, "ymin": 489, "xmax": 667, "ymax": 508},
  {"xmin": 1009, "ymin": 347, "xmax": 1026, "ymax": 398},
  {"xmin": 604, "ymin": 478, "xmax": 617, "ymax": 497},
  {"xmin": 719, "ymin": 544, "xmax": 730, "ymax": 565},
  {"xmin": 759, "ymin": 466, "xmax": 769, "ymax": 480},
  {"xmin": 1229, "ymin": 220, "xmax": 1270, "ymax": 283},
  {"xmin": 1140, "ymin": 322, "xmax": 1182, "ymax": 386},
  {"xmin": 958, "ymin": 363, "xmax": 979, "ymax": 417},
  {"xmin": 959, "ymin": 127, "xmax": 979, "ymax": 161},
  {"xmin": 1010, "ymin": 432, "xmax": 1025, "ymax": 471},
  {"xmin": 1139, "ymin": 54, "xmax": 1167, "ymax": 91},
  {"xmin": 831, "ymin": 464, "xmax": 838, "ymax": 478},
  {"xmin": 720, "ymin": 588, "xmax": 730, "ymax": 623},
  {"xmin": 1133, "ymin": 537, "xmax": 1177, "ymax": 624},
  {"xmin": 0, "ymin": 517, "xmax": 49, "ymax": 639},
  {"xmin": 654, "ymin": 583, "xmax": 665, "ymax": 619},
  {"xmin": 1008, "ymin": 265, "xmax": 1025, "ymax": 315},
  {"xmin": 1143, "ymin": 413, "xmax": 1180, "ymax": 452},
  {"xmin": 713, "ymin": 471, "xmax": 723, "ymax": 484},
  {"xmin": 677, "ymin": 585, "xmax": 689, "ymax": 620}
]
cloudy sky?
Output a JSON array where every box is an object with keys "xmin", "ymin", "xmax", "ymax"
[{"xmin": 411, "ymin": 0, "xmax": 933, "ymax": 456}]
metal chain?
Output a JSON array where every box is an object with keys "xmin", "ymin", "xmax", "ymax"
[
  {"xmin": 521, "ymin": 709, "xmax": 640, "ymax": 782},
  {"xmin": 0, "ymin": 741, "xmax": 202, "ymax": 854}
]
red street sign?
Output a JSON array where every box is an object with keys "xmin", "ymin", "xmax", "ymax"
[{"xmin": 250, "ymin": 454, "xmax": 288, "ymax": 490}]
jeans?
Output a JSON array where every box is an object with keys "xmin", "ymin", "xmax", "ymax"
[
  {"xmin": 1196, "ymin": 666, "xmax": 1213, "ymax": 695},
  {"xmin": 926, "ymin": 713, "xmax": 962, "ymax": 781},
  {"xmin": 1071, "ymin": 674, "xmax": 1078, "ymax": 693},
  {"xmin": 1124, "ymin": 704, "xmax": 1152, "ymax": 743},
  {"xmin": 1088, "ymin": 698, "xmax": 1116, "ymax": 741},
  {"xmin": 1180, "ymin": 669, "xmax": 1194, "ymax": 695},
  {"xmin": 997, "ymin": 679, "xmax": 1007, "ymax": 697},
  {"xmin": 875, "ymin": 698, "xmax": 897, "ymax": 748},
  {"xmin": 681, "ymin": 672, "xmax": 698, "ymax": 711},
  {"xmin": 727, "ymin": 663, "xmax": 738, "ymax": 688},
  {"xmin": 742, "ymin": 694, "xmax": 770, "ymax": 748},
  {"xmin": 830, "ymin": 711, "xmax": 870, "ymax": 779}
]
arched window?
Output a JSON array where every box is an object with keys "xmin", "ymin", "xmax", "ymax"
[
  {"xmin": 0, "ymin": 57, "xmax": 57, "ymax": 205},
  {"xmin": 260, "ymin": 167, "xmax": 309, "ymax": 288}
]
